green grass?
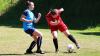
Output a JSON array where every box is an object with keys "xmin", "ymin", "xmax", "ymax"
[
  {"xmin": 0, "ymin": 26, "xmax": 100, "ymax": 56},
  {"xmin": 84, "ymin": 25, "xmax": 100, "ymax": 32}
]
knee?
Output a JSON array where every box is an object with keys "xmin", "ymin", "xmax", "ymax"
[
  {"xmin": 38, "ymin": 32, "xmax": 43, "ymax": 37},
  {"xmin": 53, "ymin": 35, "xmax": 57, "ymax": 39},
  {"xmin": 63, "ymin": 30, "xmax": 71, "ymax": 36},
  {"xmin": 39, "ymin": 32, "xmax": 43, "ymax": 37}
]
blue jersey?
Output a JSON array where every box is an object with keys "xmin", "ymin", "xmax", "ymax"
[{"xmin": 22, "ymin": 9, "xmax": 36, "ymax": 31}]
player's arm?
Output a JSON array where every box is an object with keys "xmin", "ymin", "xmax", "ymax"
[
  {"xmin": 34, "ymin": 13, "xmax": 41, "ymax": 23},
  {"xmin": 20, "ymin": 11, "xmax": 33, "ymax": 23},
  {"xmin": 46, "ymin": 12, "xmax": 60, "ymax": 26},
  {"xmin": 20, "ymin": 15, "xmax": 33, "ymax": 23},
  {"xmin": 46, "ymin": 12, "xmax": 53, "ymax": 25},
  {"xmin": 50, "ymin": 20, "xmax": 60, "ymax": 26},
  {"xmin": 55, "ymin": 8, "xmax": 64, "ymax": 14}
]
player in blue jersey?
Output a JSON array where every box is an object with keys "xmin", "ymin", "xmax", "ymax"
[{"xmin": 20, "ymin": 1, "xmax": 44, "ymax": 54}]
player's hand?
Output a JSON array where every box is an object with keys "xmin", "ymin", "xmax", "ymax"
[
  {"xmin": 55, "ymin": 19, "xmax": 60, "ymax": 25},
  {"xmin": 50, "ymin": 19, "xmax": 60, "ymax": 26},
  {"xmin": 34, "ymin": 13, "xmax": 41, "ymax": 23},
  {"xmin": 55, "ymin": 19, "xmax": 58, "ymax": 24},
  {"xmin": 60, "ymin": 8, "xmax": 64, "ymax": 11},
  {"xmin": 38, "ymin": 13, "xmax": 41, "ymax": 18},
  {"xmin": 28, "ymin": 19, "xmax": 34, "ymax": 23}
]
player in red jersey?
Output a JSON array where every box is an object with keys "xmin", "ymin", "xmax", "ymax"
[{"xmin": 46, "ymin": 8, "xmax": 80, "ymax": 52}]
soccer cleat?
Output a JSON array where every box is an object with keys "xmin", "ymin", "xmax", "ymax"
[
  {"xmin": 76, "ymin": 44, "xmax": 80, "ymax": 49},
  {"xmin": 55, "ymin": 49, "xmax": 59, "ymax": 53},
  {"xmin": 25, "ymin": 49, "xmax": 33, "ymax": 54},
  {"xmin": 36, "ymin": 50, "xmax": 45, "ymax": 54}
]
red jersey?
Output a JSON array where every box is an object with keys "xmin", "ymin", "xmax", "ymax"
[
  {"xmin": 46, "ymin": 12, "xmax": 68, "ymax": 32},
  {"xmin": 46, "ymin": 12, "xmax": 65, "ymax": 27}
]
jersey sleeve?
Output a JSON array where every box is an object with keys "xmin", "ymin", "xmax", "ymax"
[
  {"xmin": 46, "ymin": 13, "xmax": 51, "ymax": 25},
  {"xmin": 56, "ymin": 9, "xmax": 62, "ymax": 14},
  {"xmin": 23, "ymin": 11, "xmax": 28, "ymax": 16}
]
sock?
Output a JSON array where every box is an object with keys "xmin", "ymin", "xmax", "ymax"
[
  {"xmin": 53, "ymin": 38, "xmax": 58, "ymax": 50},
  {"xmin": 68, "ymin": 35, "xmax": 78, "ymax": 45},
  {"xmin": 37, "ymin": 37, "xmax": 42, "ymax": 51},
  {"xmin": 28, "ymin": 41, "xmax": 36, "ymax": 51}
]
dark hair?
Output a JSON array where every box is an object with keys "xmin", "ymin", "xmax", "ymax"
[
  {"xmin": 25, "ymin": 0, "xmax": 34, "ymax": 8},
  {"xmin": 25, "ymin": 1, "xmax": 30, "ymax": 7},
  {"xmin": 50, "ymin": 9, "xmax": 56, "ymax": 15}
]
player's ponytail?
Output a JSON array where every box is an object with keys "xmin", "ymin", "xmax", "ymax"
[
  {"xmin": 26, "ymin": 1, "xmax": 29, "ymax": 6},
  {"xmin": 25, "ymin": 0, "xmax": 31, "ymax": 8}
]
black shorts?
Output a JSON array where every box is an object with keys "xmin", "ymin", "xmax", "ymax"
[{"xmin": 25, "ymin": 29, "xmax": 35, "ymax": 36}]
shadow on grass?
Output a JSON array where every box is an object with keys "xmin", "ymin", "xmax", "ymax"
[
  {"xmin": 44, "ymin": 51, "xmax": 77, "ymax": 54},
  {"xmin": 0, "ymin": 54, "xmax": 24, "ymax": 55},
  {"xmin": 0, "ymin": 54, "xmax": 36, "ymax": 55},
  {"xmin": 80, "ymin": 32, "xmax": 100, "ymax": 36}
]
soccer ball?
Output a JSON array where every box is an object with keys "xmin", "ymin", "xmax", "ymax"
[{"xmin": 67, "ymin": 44, "xmax": 74, "ymax": 53}]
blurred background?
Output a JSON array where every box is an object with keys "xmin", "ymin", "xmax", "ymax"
[{"xmin": 0, "ymin": 0, "xmax": 100, "ymax": 30}]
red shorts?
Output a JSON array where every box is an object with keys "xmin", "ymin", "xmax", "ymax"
[{"xmin": 50, "ymin": 23, "xmax": 68, "ymax": 32}]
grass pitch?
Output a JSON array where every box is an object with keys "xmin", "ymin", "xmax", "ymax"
[{"xmin": 0, "ymin": 26, "xmax": 100, "ymax": 56}]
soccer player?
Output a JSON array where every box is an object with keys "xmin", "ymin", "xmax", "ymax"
[
  {"xmin": 20, "ymin": 1, "xmax": 44, "ymax": 54},
  {"xmin": 46, "ymin": 8, "xmax": 80, "ymax": 52}
]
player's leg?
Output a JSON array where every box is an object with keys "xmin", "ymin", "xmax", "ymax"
[
  {"xmin": 25, "ymin": 29, "xmax": 37, "ymax": 54},
  {"xmin": 26, "ymin": 35, "xmax": 37, "ymax": 54},
  {"xmin": 33, "ymin": 29, "xmax": 44, "ymax": 54},
  {"xmin": 58, "ymin": 24, "xmax": 80, "ymax": 49},
  {"xmin": 63, "ymin": 30, "xmax": 80, "ymax": 49},
  {"xmin": 51, "ymin": 31, "xmax": 59, "ymax": 52}
]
